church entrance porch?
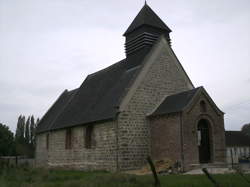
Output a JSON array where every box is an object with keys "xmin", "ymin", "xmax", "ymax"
[{"xmin": 197, "ymin": 119, "xmax": 211, "ymax": 163}]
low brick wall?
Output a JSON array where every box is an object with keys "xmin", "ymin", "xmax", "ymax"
[{"xmin": 0, "ymin": 156, "xmax": 35, "ymax": 168}]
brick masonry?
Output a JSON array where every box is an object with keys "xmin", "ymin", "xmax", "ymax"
[
  {"xmin": 182, "ymin": 92, "xmax": 226, "ymax": 170},
  {"xmin": 149, "ymin": 90, "xmax": 226, "ymax": 171},
  {"xmin": 150, "ymin": 113, "xmax": 182, "ymax": 162}
]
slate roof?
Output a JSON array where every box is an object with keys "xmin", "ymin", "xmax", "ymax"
[
  {"xmin": 36, "ymin": 89, "xmax": 78, "ymax": 133},
  {"xmin": 150, "ymin": 87, "xmax": 201, "ymax": 117},
  {"xmin": 37, "ymin": 4, "xmax": 173, "ymax": 134},
  {"xmin": 123, "ymin": 4, "xmax": 171, "ymax": 36},
  {"xmin": 36, "ymin": 60, "xmax": 140, "ymax": 133},
  {"xmin": 225, "ymin": 131, "xmax": 250, "ymax": 147}
]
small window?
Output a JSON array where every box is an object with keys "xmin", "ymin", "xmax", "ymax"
[
  {"xmin": 46, "ymin": 134, "xmax": 49, "ymax": 150},
  {"xmin": 65, "ymin": 129, "xmax": 72, "ymax": 149},
  {"xmin": 85, "ymin": 126, "xmax": 93, "ymax": 149},
  {"xmin": 200, "ymin": 100, "xmax": 207, "ymax": 112}
]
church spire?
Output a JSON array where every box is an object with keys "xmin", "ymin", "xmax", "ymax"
[
  {"xmin": 124, "ymin": 4, "xmax": 172, "ymax": 68},
  {"xmin": 123, "ymin": 3, "xmax": 171, "ymax": 36}
]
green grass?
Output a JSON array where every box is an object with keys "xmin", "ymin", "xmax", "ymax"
[{"xmin": 0, "ymin": 167, "xmax": 250, "ymax": 187}]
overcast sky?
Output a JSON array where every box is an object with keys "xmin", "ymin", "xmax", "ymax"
[{"xmin": 0, "ymin": 0, "xmax": 250, "ymax": 132}]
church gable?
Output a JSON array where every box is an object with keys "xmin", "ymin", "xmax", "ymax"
[
  {"xmin": 120, "ymin": 36, "xmax": 194, "ymax": 112},
  {"xmin": 149, "ymin": 87, "xmax": 224, "ymax": 117},
  {"xmin": 183, "ymin": 87, "xmax": 224, "ymax": 116}
]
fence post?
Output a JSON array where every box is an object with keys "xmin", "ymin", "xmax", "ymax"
[
  {"xmin": 230, "ymin": 148, "xmax": 234, "ymax": 169},
  {"xmin": 7, "ymin": 158, "xmax": 10, "ymax": 167},
  {"xmin": 147, "ymin": 156, "xmax": 161, "ymax": 187},
  {"xmin": 202, "ymin": 168, "xmax": 220, "ymax": 187},
  {"xmin": 15, "ymin": 156, "xmax": 18, "ymax": 167}
]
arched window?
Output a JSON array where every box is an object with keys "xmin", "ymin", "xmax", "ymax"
[{"xmin": 200, "ymin": 100, "xmax": 207, "ymax": 113}]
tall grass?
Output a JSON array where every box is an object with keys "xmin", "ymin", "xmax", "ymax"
[{"xmin": 0, "ymin": 167, "xmax": 250, "ymax": 187}]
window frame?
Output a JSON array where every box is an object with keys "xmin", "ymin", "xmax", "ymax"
[
  {"xmin": 65, "ymin": 128, "xmax": 72, "ymax": 149},
  {"xmin": 85, "ymin": 125, "xmax": 93, "ymax": 149}
]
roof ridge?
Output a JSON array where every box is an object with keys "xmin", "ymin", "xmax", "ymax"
[
  {"xmin": 168, "ymin": 87, "xmax": 201, "ymax": 97},
  {"xmin": 67, "ymin": 88, "xmax": 79, "ymax": 94},
  {"xmin": 88, "ymin": 59, "xmax": 126, "ymax": 78}
]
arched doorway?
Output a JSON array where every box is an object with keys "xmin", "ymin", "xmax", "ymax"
[{"xmin": 197, "ymin": 119, "xmax": 211, "ymax": 163}]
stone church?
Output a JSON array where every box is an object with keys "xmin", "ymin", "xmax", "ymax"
[{"xmin": 36, "ymin": 3, "xmax": 226, "ymax": 172}]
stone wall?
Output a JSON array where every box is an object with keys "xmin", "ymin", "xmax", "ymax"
[
  {"xmin": 35, "ymin": 120, "xmax": 118, "ymax": 171},
  {"xmin": 149, "ymin": 113, "xmax": 182, "ymax": 162},
  {"xmin": 182, "ymin": 92, "xmax": 226, "ymax": 170},
  {"xmin": 117, "ymin": 38, "xmax": 193, "ymax": 170},
  {"xmin": 36, "ymin": 133, "xmax": 48, "ymax": 167}
]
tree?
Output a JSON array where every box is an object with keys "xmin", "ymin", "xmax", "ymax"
[
  {"xmin": 33, "ymin": 118, "xmax": 40, "ymax": 146},
  {"xmin": 15, "ymin": 115, "xmax": 23, "ymax": 140},
  {"xmin": 14, "ymin": 115, "xmax": 39, "ymax": 157},
  {"xmin": 36, "ymin": 118, "xmax": 40, "ymax": 126},
  {"xmin": 241, "ymin": 123, "xmax": 250, "ymax": 137},
  {"xmin": 25, "ymin": 117, "xmax": 30, "ymax": 144},
  {"xmin": 20, "ymin": 116, "xmax": 25, "ymax": 142},
  {"xmin": 0, "ymin": 123, "xmax": 14, "ymax": 156},
  {"xmin": 30, "ymin": 116, "xmax": 35, "ymax": 146}
]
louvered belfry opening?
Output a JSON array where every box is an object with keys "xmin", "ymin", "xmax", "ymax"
[
  {"xmin": 123, "ymin": 3, "xmax": 172, "ymax": 69},
  {"xmin": 125, "ymin": 32, "xmax": 158, "ymax": 56}
]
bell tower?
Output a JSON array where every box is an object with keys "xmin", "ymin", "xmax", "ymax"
[{"xmin": 124, "ymin": 3, "xmax": 172, "ymax": 69}]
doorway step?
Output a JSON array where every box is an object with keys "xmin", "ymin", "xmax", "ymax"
[{"xmin": 184, "ymin": 163, "xmax": 233, "ymax": 174}]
